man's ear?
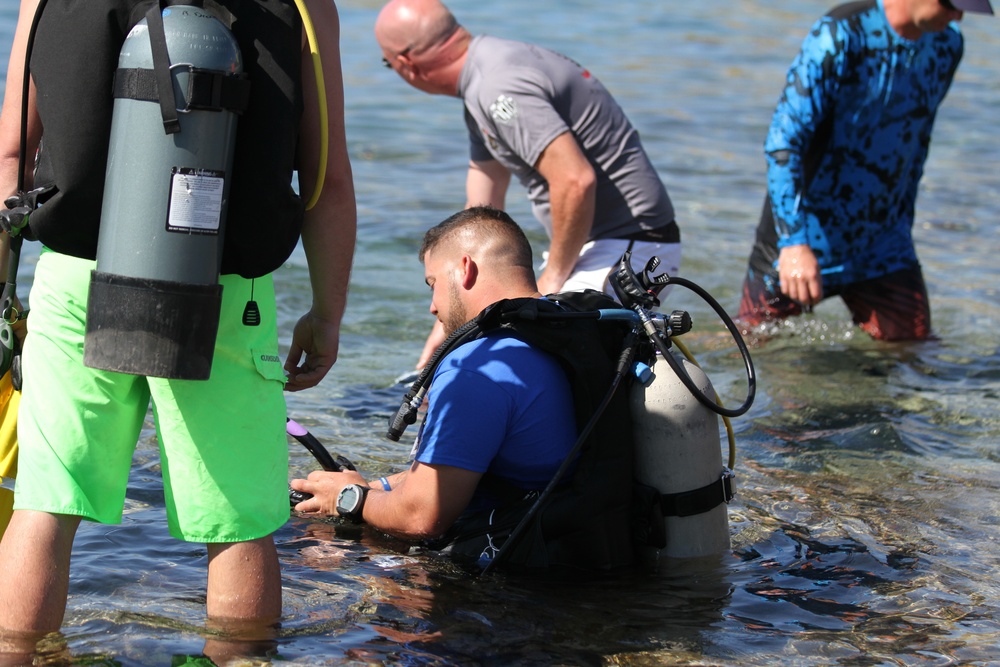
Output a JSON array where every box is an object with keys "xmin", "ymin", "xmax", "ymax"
[
  {"xmin": 458, "ymin": 254, "xmax": 478, "ymax": 289},
  {"xmin": 399, "ymin": 54, "xmax": 420, "ymax": 82}
]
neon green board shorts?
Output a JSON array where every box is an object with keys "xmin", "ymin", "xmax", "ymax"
[{"xmin": 15, "ymin": 249, "xmax": 291, "ymax": 542}]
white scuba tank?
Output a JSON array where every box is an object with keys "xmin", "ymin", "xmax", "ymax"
[
  {"xmin": 84, "ymin": 1, "xmax": 244, "ymax": 380},
  {"xmin": 630, "ymin": 352, "xmax": 731, "ymax": 558}
]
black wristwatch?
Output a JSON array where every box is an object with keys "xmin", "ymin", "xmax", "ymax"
[{"xmin": 336, "ymin": 484, "xmax": 368, "ymax": 522}]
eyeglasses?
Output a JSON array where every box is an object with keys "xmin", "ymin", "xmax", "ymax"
[{"xmin": 381, "ymin": 46, "xmax": 413, "ymax": 69}]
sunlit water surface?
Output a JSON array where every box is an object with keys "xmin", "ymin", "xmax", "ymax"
[{"xmin": 1, "ymin": 0, "xmax": 999, "ymax": 664}]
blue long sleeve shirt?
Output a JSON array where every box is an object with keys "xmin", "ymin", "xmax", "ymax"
[{"xmin": 765, "ymin": 0, "xmax": 962, "ymax": 287}]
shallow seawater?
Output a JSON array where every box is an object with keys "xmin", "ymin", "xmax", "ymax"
[{"xmin": 3, "ymin": 0, "xmax": 1000, "ymax": 664}]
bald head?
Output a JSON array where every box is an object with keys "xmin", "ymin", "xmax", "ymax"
[
  {"xmin": 375, "ymin": 0, "xmax": 470, "ymax": 94},
  {"xmin": 375, "ymin": 0, "xmax": 459, "ymax": 55}
]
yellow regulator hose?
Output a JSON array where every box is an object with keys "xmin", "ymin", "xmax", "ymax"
[{"xmin": 293, "ymin": 0, "xmax": 328, "ymax": 210}]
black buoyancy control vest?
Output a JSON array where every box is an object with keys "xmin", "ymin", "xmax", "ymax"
[
  {"xmin": 28, "ymin": 0, "xmax": 304, "ymax": 278},
  {"xmin": 430, "ymin": 290, "xmax": 640, "ymax": 572}
]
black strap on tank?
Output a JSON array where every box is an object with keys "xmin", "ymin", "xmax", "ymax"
[
  {"xmin": 113, "ymin": 67, "xmax": 250, "ymax": 114},
  {"xmin": 146, "ymin": 1, "xmax": 181, "ymax": 134},
  {"xmin": 119, "ymin": 2, "xmax": 250, "ymax": 120},
  {"xmin": 659, "ymin": 470, "xmax": 734, "ymax": 517}
]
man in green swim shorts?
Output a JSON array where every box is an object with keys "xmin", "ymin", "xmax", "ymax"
[{"xmin": 0, "ymin": 0, "xmax": 356, "ymax": 658}]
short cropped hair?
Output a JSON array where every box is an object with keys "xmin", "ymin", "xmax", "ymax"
[{"xmin": 419, "ymin": 206, "xmax": 534, "ymax": 273}]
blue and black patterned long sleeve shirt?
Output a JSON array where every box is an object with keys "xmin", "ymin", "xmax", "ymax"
[{"xmin": 765, "ymin": 0, "xmax": 962, "ymax": 288}]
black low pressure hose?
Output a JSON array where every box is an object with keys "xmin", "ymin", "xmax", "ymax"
[
  {"xmin": 17, "ymin": 0, "xmax": 49, "ymax": 194},
  {"xmin": 286, "ymin": 418, "xmax": 357, "ymax": 508},
  {"xmin": 649, "ymin": 275, "xmax": 756, "ymax": 418},
  {"xmin": 516, "ymin": 284, "xmax": 756, "ymax": 418},
  {"xmin": 286, "ymin": 418, "xmax": 354, "ymax": 472},
  {"xmin": 386, "ymin": 317, "xmax": 483, "ymax": 441}
]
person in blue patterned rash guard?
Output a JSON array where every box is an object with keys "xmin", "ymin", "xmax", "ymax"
[{"xmin": 738, "ymin": 0, "xmax": 993, "ymax": 341}]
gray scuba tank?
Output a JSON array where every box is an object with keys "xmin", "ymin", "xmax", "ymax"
[{"xmin": 84, "ymin": 0, "xmax": 245, "ymax": 380}]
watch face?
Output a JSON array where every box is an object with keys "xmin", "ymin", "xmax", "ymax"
[{"xmin": 338, "ymin": 484, "xmax": 362, "ymax": 514}]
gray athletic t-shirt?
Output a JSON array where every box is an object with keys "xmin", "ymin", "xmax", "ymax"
[{"xmin": 458, "ymin": 35, "xmax": 676, "ymax": 242}]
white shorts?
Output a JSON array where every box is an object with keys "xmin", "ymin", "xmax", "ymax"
[{"xmin": 543, "ymin": 239, "xmax": 682, "ymax": 302}]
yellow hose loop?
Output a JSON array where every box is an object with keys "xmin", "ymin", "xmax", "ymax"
[{"xmin": 293, "ymin": 0, "xmax": 329, "ymax": 211}]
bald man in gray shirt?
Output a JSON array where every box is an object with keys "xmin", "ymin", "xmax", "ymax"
[{"xmin": 376, "ymin": 0, "xmax": 681, "ymax": 364}]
